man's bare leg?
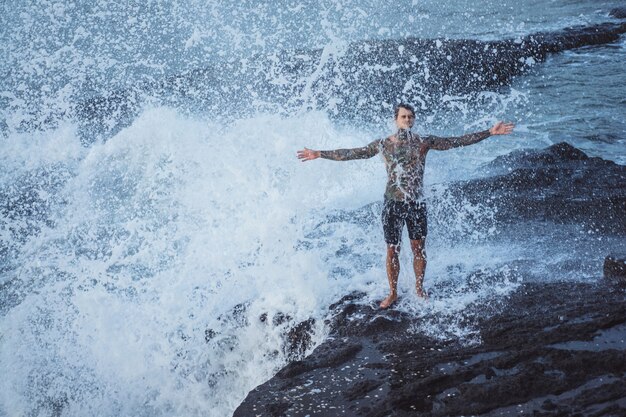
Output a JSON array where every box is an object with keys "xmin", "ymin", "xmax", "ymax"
[
  {"xmin": 410, "ymin": 238, "xmax": 428, "ymax": 298},
  {"xmin": 381, "ymin": 244, "xmax": 400, "ymax": 309}
]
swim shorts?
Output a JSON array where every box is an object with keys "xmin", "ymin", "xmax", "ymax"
[{"xmin": 381, "ymin": 199, "xmax": 427, "ymax": 245}]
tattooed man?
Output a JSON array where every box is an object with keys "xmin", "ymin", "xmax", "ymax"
[{"xmin": 297, "ymin": 104, "xmax": 514, "ymax": 308}]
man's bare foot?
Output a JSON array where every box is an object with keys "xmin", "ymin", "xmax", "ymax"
[
  {"xmin": 416, "ymin": 288, "xmax": 429, "ymax": 299},
  {"xmin": 380, "ymin": 293, "xmax": 398, "ymax": 309}
]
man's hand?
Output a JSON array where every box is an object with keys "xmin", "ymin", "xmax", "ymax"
[
  {"xmin": 297, "ymin": 147, "xmax": 321, "ymax": 162},
  {"xmin": 489, "ymin": 121, "xmax": 515, "ymax": 135}
]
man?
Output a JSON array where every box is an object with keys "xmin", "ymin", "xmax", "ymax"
[{"xmin": 297, "ymin": 104, "xmax": 514, "ymax": 309}]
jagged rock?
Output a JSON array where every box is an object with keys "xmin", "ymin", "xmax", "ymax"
[
  {"xmin": 234, "ymin": 282, "xmax": 626, "ymax": 417},
  {"xmin": 481, "ymin": 142, "xmax": 589, "ymax": 174},
  {"xmin": 284, "ymin": 318, "xmax": 316, "ymax": 361},
  {"xmin": 277, "ymin": 339, "xmax": 362, "ymax": 379},
  {"xmin": 206, "ymin": 308, "xmax": 317, "ymax": 363}
]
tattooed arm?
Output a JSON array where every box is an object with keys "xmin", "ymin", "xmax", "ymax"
[
  {"xmin": 423, "ymin": 121, "xmax": 515, "ymax": 151},
  {"xmin": 297, "ymin": 139, "xmax": 382, "ymax": 162}
]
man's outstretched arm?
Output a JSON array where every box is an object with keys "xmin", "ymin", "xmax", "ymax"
[
  {"xmin": 297, "ymin": 139, "xmax": 381, "ymax": 162},
  {"xmin": 425, "ymin": 121, "xmax": 515, "ymax": 150}
]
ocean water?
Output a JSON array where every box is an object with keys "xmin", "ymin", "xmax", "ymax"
[{"xmin": 1, "ymin": 1, "xmax": 625, "ymax": 416}]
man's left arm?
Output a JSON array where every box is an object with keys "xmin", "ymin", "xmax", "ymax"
[{"xmin": 424, "ymin": 121, "xmax": 515, "ymax": 151}]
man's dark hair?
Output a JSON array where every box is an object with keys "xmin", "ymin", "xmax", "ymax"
[{"xmin": 394, "ymin": 103, "xmax": 415, "ymax": 119}]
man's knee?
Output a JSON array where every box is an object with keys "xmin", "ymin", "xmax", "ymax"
[
  {"xmin": 410, "ymin": 239, "xmax": 426, "ymax": 258},
  {"xmin": 387, "ymin": 244, "xmax": 400, "ymax": 256},
  {"xmin": 387, "ymin": 243, "xmax": 400, "ymax": 255}
]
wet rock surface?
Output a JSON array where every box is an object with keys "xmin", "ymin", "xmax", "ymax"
[{"xmin": 235, "ymin": 282, "xmax": 626, "ymax": 417}]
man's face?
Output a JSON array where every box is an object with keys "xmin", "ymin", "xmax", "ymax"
[{"xmin": 395, "ymin": 107, "xmax": 415, "ymax": 129}]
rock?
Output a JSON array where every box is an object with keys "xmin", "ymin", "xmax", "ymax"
[
  {"xmin": 610, "ymin": 7, "xmax": 626, "ymax": 19},
  {"xmin": 481, "ymin": 142, "xmax": 589, "ymax": 175},
  {"xmin": 234, "ymin": 282, "xmax": 626, "ymax": 417},
  {"xmin": 604, "ymin": 254, "xmax": 626, "ymax": 282},
  {"xmin": 276, "ymin": 339, "xmax": 362, "ymax": 379},
  {"xmin": 437, "ymin": 142, "xmax": 626, "ymax": 233},
  {"xmin": 284, "ymin": 318, "xmax": 316, "ymax": 361},
  {"xmin": 205, "ymin": 308, "xmax": 317, "ymax": 365}
]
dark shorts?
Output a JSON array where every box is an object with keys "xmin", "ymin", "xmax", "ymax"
[{"xmin": 382, "ymin": 199, "xmax": 427, "ymax": 245}]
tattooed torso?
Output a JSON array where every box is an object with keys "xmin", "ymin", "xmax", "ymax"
[
  {"xmin": 319, "ymin": 128, "xmax": 490, "ymax": 202},
  {"xmin": 381, "ymin": 130, "xmax": 428, "ymax": 202}
]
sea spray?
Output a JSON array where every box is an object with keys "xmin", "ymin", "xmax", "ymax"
[{"xmin": 0, "ymin": 108, "xmax": 396, "ymax": 416}]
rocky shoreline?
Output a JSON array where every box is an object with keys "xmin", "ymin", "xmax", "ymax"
[
  {"xmin": 235, "ymin": 281, "xmax": 625, "ymax": 417},
  {"xmin": 235, "ymin": 143, "xmax": 626, "ymax": 416}
]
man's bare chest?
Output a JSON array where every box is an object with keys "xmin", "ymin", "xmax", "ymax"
[{"xmin": 382, "ymin": 138, "xmax": 427, "ymax": 166}]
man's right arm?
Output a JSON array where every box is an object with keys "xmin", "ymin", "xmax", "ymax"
[{"xmin": 297, "ymin": 139, "xmax": 381, "ymax": 162}]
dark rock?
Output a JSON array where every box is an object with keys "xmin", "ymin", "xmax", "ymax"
[
  {"xmin": 604, "ymin": 254, "xmax": 626, "ymax": 282},
  {"xmin": 328, "ymin": 291, "xmax": 368, "ymax": 310},
  {"xmin": 482, "ymin": 142, "xmax": 589, "ymax": 174},
  {"xmin": 265, "ymin": 402, "xmax": 290, "ymax": 417},
  {"xmin": 208, "ymin": 308, "xmax": 317, "ymax": 366},
  {"xmin": 610, "ymin": 7, "xmax": 626, "ymax": 19},
  {"xmin": 438, "ymin": 142, "xmax": 626, "ymax": 233},
  {"xmin": 343, "ymin": 379, "xmax": 384, "ymax": 402},
  {"xmin": 284, "ymin": 318, "xmax": 316, "ymax": 361},
  {"xmin": 234, "ymin": 282, "xmax": 626, "ymax": 417},
  {"xmin": 276, "ymin": 339, "xmax": 362, "ymax": 379}
]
